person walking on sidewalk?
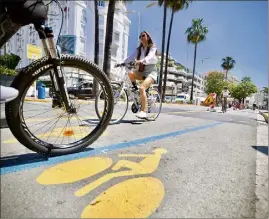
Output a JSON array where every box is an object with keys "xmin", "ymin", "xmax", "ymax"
[{"xmin": 221, "ymin": 86, "xmax": 230, "ymax": 112}]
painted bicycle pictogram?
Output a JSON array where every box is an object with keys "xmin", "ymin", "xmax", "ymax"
[{"xmin": 37, "ymin": 148, "xmax": 168, "ymax": 218}]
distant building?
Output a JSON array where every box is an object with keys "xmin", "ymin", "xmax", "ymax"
[
  {"xmin": 246, "ymin": 89, "xmax": 267, "ymax": 108},
  {"xmin": 155, "ymin": 53, "xmax": 206, "ymax": 99}
]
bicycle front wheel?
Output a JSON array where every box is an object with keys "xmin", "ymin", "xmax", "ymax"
[
  {"xmin": 5, "ymin": 55, "xmax": 114, "ymax": 156},
  {"xmin": 95, "ymin": 82, "xmax": 129, "ymax": 124}
]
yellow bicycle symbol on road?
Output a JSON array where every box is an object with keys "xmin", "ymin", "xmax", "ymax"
[{"xmin": 37, "ymin": 148, "xmax": 168, "ymax": 218}]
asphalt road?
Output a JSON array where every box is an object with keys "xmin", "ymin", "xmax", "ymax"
[{"xmin": 1, "ymin": 104, "xmax": 266, "ymax": 218}]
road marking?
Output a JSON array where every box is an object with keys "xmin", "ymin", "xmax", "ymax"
[
  {"xmin": 0, "ymin": 122, "xmax": 222, "ymax": 175},
  {"xmin": 36, "ymin": 157, "xmax": 113, "ymax": 184},
  {"xmin": 81, "ymin": 177, "xmax": 164, "ymax": 218},
  {"xmin": 37, "ymin": 148, "xmax": 167, "ymax": 218},
  {"xmin": 75, "ymin": 148, "xmax": 167, "ymax": 197}
]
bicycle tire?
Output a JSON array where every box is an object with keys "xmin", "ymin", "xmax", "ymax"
[
  {"xmin": 145, "ymin": 88, "xmax": 162, "ymax": 121},
  {"xmin": 95, "ymin": 82, "xmax": 129, "ymax": 124},
  {"xmin": 5, "ymin": 55, "xmax": 114, "ymax": 156}
]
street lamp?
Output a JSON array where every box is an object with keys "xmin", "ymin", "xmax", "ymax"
[
  {"xmin": 145, "ymin": 1, "xmax": 158, "ymax": 8},
  {"xmin": 124, "ymin": 1, "xmax": 158, "ymax": 43}
]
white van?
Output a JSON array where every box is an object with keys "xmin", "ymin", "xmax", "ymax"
[{"xmin": 175, "ymin": 93, "xmax": 190, "ymax": 103}]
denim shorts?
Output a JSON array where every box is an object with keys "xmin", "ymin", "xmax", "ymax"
[{"xmin": 134, "ymin": 64, "xmax": 158, "ymax": 83}]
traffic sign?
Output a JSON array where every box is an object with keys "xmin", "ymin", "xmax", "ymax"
[{"xmin": 27, "ymin": 44, "xmax": 42, "ymax": 60}]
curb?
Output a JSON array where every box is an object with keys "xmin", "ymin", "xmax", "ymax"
[
  {"xmin": 24, "ymin": 98, "xmax": 52, "ymax": 102},
  {"xmin": 254, "ymin": 113, "xmax": 268, "ymax": 218},
  {"xmin": 259, "ymin": 111, "xmax": 268, "ymax": 123}
]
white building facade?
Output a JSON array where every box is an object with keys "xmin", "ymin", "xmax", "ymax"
[
  {"xmin": 1, "ymin": 0, "xmax": 131, "ymax": 84},
  {"xmin": 154, "ymin": 54, "xmax": 206, "ymax": 99}
]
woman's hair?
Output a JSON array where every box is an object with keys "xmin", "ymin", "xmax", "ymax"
[{"xmin": 136, "ymin": 31, "xmax": 158, "ymax": 60}]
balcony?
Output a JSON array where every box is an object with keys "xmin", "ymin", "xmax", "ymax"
[
  {"xmin": 114, "ymin": 22, "xmax": 121, "ymax": 33},
  {"xmin": 177, "ymin": 69, "xmax": 187, "ymax": 76},
  {"xmin": 112, "ymin": 34, "xmax": 120, "ymax": 47},
  {"xmin": 167, "ymin": 66, "xmax": 177, "ymax": 74},
  {"xmin": 187, "ymin": 79, "xmax": 200, "ymax": 85},
  {"xmin": 177, "ymin": 76, "xmax": 188, "ymax": 82}
]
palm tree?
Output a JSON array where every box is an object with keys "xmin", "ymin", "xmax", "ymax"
[
  {"xmin": 102, "ymin": 0, "xmax": 117, "ymax": 79},
  {"xmin": 241, "ymin": 76, "xmax": 251, "ymax": 83},
  {"xmin": 185, "ymin": 18, "xmax": 208, "ymax": 101},
  {"xmin": 103, "ymin": 0, "xmax": 131, "ymax": 79},
  {"xmin": 92, "ymin": 0, "xmax": 99, "ymax": 95},
  {"xmin": 157, "ymin": 0, "xmax": 167, "ymax": 96},
  {"xmin": 221, "ymin": 56, "xmax": 236, "ymax": 81},
  {"xmin": 160, "ymin": 0, "xmax": 191, "ymax": 101}
]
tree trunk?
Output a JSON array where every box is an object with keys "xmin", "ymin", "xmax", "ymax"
[
  {"xmin": 102, "ymin": 0, "xmax": 116, "ymax": 79},
  {"xmin": 93, "ymin": 0, "xmax": 99, "ymax": 96},
  {"xmin": 158, "ymin": 0, "xmax": 167, "ymax": 95},
  {"xmin": 225, "ymin": 69, "xmax": 228, "ymax": 81},
  {"xmin": 190, "ymin": 43, "xmax": 197, "ymax": 102},
  {"xmin": 162, "ymin": 10, "xmax": 174, "ymax": 101}
]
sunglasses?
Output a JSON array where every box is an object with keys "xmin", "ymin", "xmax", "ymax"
[{"xmin": 139, "ymin": 34, "xmax": 146, "ymax": 39}]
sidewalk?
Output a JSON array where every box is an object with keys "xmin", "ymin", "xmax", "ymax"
[{"xmin": 255, "ymin": 113, "xmax": 268, "ymax": 218}]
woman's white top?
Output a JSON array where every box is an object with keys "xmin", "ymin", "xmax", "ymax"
[{"xmin": 124, "ymin": 46, "xmax": 158, "ymax": 65}]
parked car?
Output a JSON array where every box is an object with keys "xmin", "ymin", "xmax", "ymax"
[{"xmin": 67, "ymin": 81, "xmax": 94, "ymax": 99}]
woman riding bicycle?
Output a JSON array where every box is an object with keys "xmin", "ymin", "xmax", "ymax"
[{"xmin": 123, "ymin": 31, "xmax": 158, "ymax": 119}]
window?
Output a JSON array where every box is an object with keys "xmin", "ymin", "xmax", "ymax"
[
  {"xmin": 98, "ymin": 1, "xmax": 105, "ymax": 7},
  {"xmin": 111, "ymin": 47, "xmax": 117, "ymax": 57},
  {"xmin": 99, "ymin": 15, "xmax": 104, "ymax": 25},
  {"xmin": 99, "ymin": 29, "xmax": 104, "ymax": 41},
  {"xmin": 80, "ymin": 38, "xmax": 86, "ymax": 53},
  {"xmin": 64, "ymin": 7, "xmax": 70, "ymax": 22},
  {"xmin": 99, "ymin": 43, "xmax": 103, "ymax": 54},
  {"xmin": 115, "ymin": 8, "xmax": 120, "ymax": 15},
  {"xmin": 124, "ymin": 25, "xmax": 129, "ymax": 33},
  {"xmin": 81, "ymin": 9, "xmax": 87, "ymax": 23},
  {"xmin": 121, "ymin": 35, "xmax": 125, "ymax": 60},
  {"xmin": 113, "ymin": 32, "xmax": 120, "ymax": 42},
  {"xmin": 81, "ymin": 24, "xmax": 86, "ymax": 37}
]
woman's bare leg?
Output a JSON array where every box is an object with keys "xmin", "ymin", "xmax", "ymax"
[
  {"xmin": 128, "ymin": 71, "xmax": 143, "ymax": 91},
  {"xmin": 140, "ymin": 77, "xmax": 154, "ymax": 112}
]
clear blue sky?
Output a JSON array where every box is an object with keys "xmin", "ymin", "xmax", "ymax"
[{"xmin": 125, "ymin": 1, "xmax": 268, "ymax": 89}]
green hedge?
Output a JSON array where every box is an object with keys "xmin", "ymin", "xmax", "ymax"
[
  {"xmin": 0, "ymin": 65, "xmax": 17, "ymax": 76},
  {"xmin": 0, "ymin": 53, "xmax": 21, "ymax": 69}
]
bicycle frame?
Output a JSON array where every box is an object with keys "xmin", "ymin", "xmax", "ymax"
[
  {"xmin": 114, "ymin": 65, "xmax": 138, "ymax": 101},
  {"xmin": 34, "ymin": 21, "xmax": 73, "ymax": 112}
]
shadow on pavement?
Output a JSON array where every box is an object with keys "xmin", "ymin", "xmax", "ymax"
[
  {"xmin": 0, "ymin": 153, "xmax": 49, "ymax": 168},
  {"xmin": 120, "ymin": 119, "xmax": 147, "ymax": 125},
  {"xmin": 252, "ymin": 146, "xmax": 268, "ymax": 156},
  {"xmin": 82, "ymin": 119, "xmax": 146, "ymax": 125},
  {"xmin": 0, "ymin": 147, "xmax": 95, "ymax": 168}
]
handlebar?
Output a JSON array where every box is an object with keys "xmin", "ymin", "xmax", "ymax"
[{"xmin": 114, "ymin": 62, "xmax": 135, "ymax": 68}]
